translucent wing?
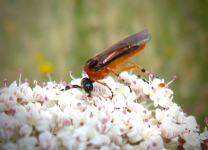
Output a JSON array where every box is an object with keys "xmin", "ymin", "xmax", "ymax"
[{"xmin": 95, "ymin": 29, "xmax": 152, "ymax": 68}]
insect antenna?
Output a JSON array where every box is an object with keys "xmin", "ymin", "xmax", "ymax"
[{"xmin": 61, "ymin": 84, "xmax": 82, "ymax": 91}]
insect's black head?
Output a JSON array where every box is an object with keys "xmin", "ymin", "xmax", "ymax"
[{"xmin": 81, "ymin": 77, "xmax": 94, "ymax": 93}]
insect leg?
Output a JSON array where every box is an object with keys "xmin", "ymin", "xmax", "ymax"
[
  {"xmin": 92, "ymin": 79, "xmax": 114, "ymax": 98},
  {"xmin": 115, "ymin": 61, "xmax": 146, "ymax": 82},
  {"xmin": 108, "ymin": 68, "xmax": 119, "ymax": 76},
  {"xmin": 116, "ymin": 61, "xmax": 132, "ymax": 79},
  {"xmin": 118, "ymin": 61, "xmax": 158, "ymax": 78}
]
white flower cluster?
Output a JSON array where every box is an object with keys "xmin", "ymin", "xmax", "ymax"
[{"xmin": 0, "ymin": 71, "xmax": 207, "ymax": 150}]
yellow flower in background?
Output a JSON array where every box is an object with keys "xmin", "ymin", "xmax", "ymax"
[
  {"xmin": 36, "ymin": 52, "xmax": 54, "ymax": 74},
  {"xmin": 39, "ymin": 62, "xmax": 54, "ymax": 74}
]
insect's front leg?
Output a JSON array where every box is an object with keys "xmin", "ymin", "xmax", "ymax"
[{"xmin": 91, "ymin": 79, "xmax": 114, "ymax": 99}]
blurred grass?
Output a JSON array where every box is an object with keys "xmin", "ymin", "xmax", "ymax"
[{"xmin": 0, "ymin": 0, "xmax": 208, "ymax": 130}]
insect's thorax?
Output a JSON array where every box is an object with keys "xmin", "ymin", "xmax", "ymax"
[{"xmin": 84, "ymin": 62, "xmax": 110, "ymax": 80}]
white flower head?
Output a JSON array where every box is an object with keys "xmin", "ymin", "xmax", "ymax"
[{"xmin": 0, "ymin": 71, "xmax": 205, "ymax": 150}]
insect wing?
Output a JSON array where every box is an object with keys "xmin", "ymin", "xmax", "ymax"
[{"xmin": 96, "ymin": 29, "xmax": 152, "ymax": 67}]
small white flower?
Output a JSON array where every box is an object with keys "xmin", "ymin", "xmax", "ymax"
[
  {"xmin": 0, "ymin": 93, "xmax": 17, "ymax": 112},
  {"xmin": 181, "ymin": 131, "xmax": 201, "ymax": 149},
  {"xmin": 113, "ymin": 93, "xmax": 126, "ymax": 108},
  {"xmin": 119, "ymin": 72, "xmax": 131, "ymax": 83},
  {"xmin": 200, "ymin": 127, "xmax": 208, "ymax": 141},
  {"xmin": 109, "ymin": 142, "xmax": 120, "ymax": 150},
  {"xmin": 160, "ymin": 117, "xmax": 181, "ymax": 142},
  {"xmin": 123, "ymin": 144, "xmax": 135, "ymax": 150},
  {"xmin": 17, "ymin": 136, "xmax": 38, "ymax": 150},
  {"xmin": 15, "ymin": 107, "xmax": 49, "ymax": 132},
  {"xmin": 0, "ymin": 80, "xmax": 17, "ymax": 95},
  {"xmin": 166, "ymin": 103, "xmax": 180, "ymax": 117},
  {"xmin": 143, "ymin": 78, "xmax": 173, "ymax": 108},
  {"xmin": 138, "ymin": 136, "xmax": 164, "ymax": 150},
  {"xmin": 1, "ymin": 142, "xmax": 16, "ymax": 150},
  {"xmin": 0, "ymin": 113, "xmax": 18, "ymax": 140},
  {"xmin": 58, "ymin": 93, "xmax": 79, "ymax": 109},
  {"xmin": 39, "ymin": 131, "xmax": 57, "ymax": 150},
  {"xmin": 155, "ymin": 108, "xmax": 167, "ymax": 123},
  {"xmin": 183, "ymin": 115, "xmax": 199, "ymax": 131},
  {"xmin": 16, "ymin": 82, "xmax": 33, "ymax": 102},
  {"xmin": 19, "ymin": 124, "xmax": 32, "ymax": 138}
]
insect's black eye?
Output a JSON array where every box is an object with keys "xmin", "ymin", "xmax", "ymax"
[
  {"xmin": 88, "ymin": 60, "xmax": 98, "ymax": 69},
  {"xmin": 81, "ymin": 77, "xmax": 94, "ymax": 93}
]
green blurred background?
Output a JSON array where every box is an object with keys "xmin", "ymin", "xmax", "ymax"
[{"xmin": 0, "ymin": 0, "xmax": 207, "ymax": 130}]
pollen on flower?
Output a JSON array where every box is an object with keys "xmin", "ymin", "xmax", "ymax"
[
  {"xmin": 152, "ymin": 142, "xmax": 158, "ymax": 147},
  {"xmin": 165, "ymin": 76, "xmax": 177, "ymax": 88},
  {"xmin": 60, "ymin": 77, "xmax": 63, "ymax": 81},
  {"xmin": 25, "ymin": 78, "xmax": 29, "ymax": 83},
  {"xmin": 44, "ymin": 96, "xmax": 48, "ymax": 101},
  {"xmin": 144, "ymin": 118, "xmax": 149, "ymax": 122},
  {"xmin": 149, "ymin": 74, "xmax": 153, "ymax": 78},
  {"xmin": 123, "ymin": 110, "xmax": 127, "ymax": 114},
  {"xmin": 82, "ymin": 94, "xmax": 88, "ymax": 99},
  {"xmin": 9, "ymin": 96, "xmax": 13, "ymax": 101},
  {"xmin": 63, "ymin": 81, "xmax": 67, "ymax": 86},
  {"xmin": 204, "ymin": 118, "xmax": 208, "ymax": 123},
  {"xmin": 77, "ymin": 102, "xmax": 81, "ymax": 106},
  {"xmin": 82, "ymin": 70, "xmax": 87, "ymax": 76},
  {"xmin": 95, "ymin": 87, "xmax": 99, "ymax": 92},
  {"xmin": 69, "ymin": 70, "xmax": 75, "ymax": 80},
  {"xmin": 46, "ymin": 73, "xmax": 52, "ymax": 81},
  {"xmin": 19, "ymin": 69, "xmax": 23, "ymax": 74},
  {"xmin": 102, "ymin": 118, "xmax": 108, "ymax": 124},
  {"xmin": 19, "ymin": 69, "xmax": 23, "ymax": 86},
  {"xmin": 196, "ymin": 125, "xmax": 200, "ymax": 129},
  {"xmin": 4, "ymin": 79, "xmax": 7, "ymax": 87},
  {"xmin": 4, "ymin": 79, "xmax": 7, "ymax": 83},
  {"xmin": 68, "ymin": 83, "xmax": 73, "ymax": 88},
  {"xmin": 42, "ymin": 82, "xmax": 46, "ymax": 87},
  {"xmin": 34, "ymin": 80, "xmax": 37, "ymax": 85},
  {"xmin": 158, "ymin": 83, "xmax": 166, "ymax": 88},
  {"xmin": 46, "ymin": 73, "xmax": 50, "ymax": 77}
]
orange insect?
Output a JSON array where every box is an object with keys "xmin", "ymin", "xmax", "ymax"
[{"xmin": 65, "ymin": 29, "xmax": 154, "ymax": 98}]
